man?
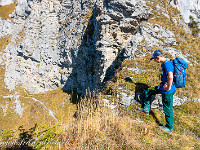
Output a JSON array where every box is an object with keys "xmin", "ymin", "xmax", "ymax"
[{"xmin": 137, "ymin": 50, "xmax": 176, "ymax": 133}]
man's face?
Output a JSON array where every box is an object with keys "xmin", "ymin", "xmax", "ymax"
[{"xmin": 154, "ymin": 56, "xmax": 161, "ymax": 63}]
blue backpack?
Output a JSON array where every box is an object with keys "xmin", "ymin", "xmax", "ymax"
[{"xmin": 170, "ymin": 57, "xmax": 188, "ymax": 88}]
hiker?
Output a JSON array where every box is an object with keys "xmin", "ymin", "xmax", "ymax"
[{"xmin": 137, "ymin": 50, "xmax": 176, "ymax": 133}]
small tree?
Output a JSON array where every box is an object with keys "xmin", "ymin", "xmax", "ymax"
[{"xmin": 188, "ymin": 16, "xmax": 199, "ymax": 37}]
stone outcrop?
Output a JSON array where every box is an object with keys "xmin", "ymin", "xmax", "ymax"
[
  {"xmin": 1, "ymin": 0, "xmax": 152, "ymax": 95},
  {"xmin": 169, "ymin": 0, "xmax": 200, "ymax": 25},
  {"xmin": 0, "ymin": 0, "xmax": 195, "ymax": 95},
  {"xmin": 0, "ymin": 0, "xmax": 195, "ymax": 94}
]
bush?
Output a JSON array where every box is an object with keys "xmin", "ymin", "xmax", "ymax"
[{"xmin": 188, "ymin": 16, "xmax": 199, "ymax": 37}]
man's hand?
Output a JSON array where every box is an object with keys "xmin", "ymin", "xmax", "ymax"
[{"xmin": 163, "ymin": 84, "xmax": 171, "ymax": 91}]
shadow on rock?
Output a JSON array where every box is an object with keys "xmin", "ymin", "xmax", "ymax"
[{"xmin": 61, "ymin": 4, "xmax": 103, "ymax": 98}]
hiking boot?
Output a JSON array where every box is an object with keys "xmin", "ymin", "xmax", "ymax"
[
  {"xmin": 159, "ymin": 126, "xmax": 172, "ymax": 133},
  {"xmin": 137, "ymin": 107, "xmax": 149, "ymax": 115}
]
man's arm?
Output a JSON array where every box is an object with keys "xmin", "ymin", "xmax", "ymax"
[{"xmin": 163, "ymin": 72, "xmax": 173, "ymax": 91}]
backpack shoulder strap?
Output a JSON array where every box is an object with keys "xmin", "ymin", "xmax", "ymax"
[
  {"xmin": 163, "ymin": 59, "xmax": 174, "ymax": 73},
  {"xmin": 162, "ymin": 60, "xmax": 168, "ymax": 73}
]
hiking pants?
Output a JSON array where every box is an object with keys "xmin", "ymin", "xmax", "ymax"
[{"xmin": 143, "ymin": 87, "xmax": 175, "ymax": 130}]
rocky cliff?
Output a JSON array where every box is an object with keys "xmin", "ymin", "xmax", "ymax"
[
  {"xmin": 169, "ymin": 0, "xmax": 200, "ymax": 24},
  {"xmin": 1, "ymin": 0, "xmax": 198, "ymax": 95},
  {"xmin": 0, "ymin": 0, "xmax": 152, "ymax": 95}
]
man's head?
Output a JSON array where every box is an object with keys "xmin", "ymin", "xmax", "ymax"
[
  {"xmin": 150, "ymin": 50, "xmax": 162, "ymax": 60},
  {"xmin": 150, "ymin": 50, "xmax": 165, "ymax": 63}
]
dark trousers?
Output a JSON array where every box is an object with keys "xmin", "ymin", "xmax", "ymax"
[{"xmin": 143, "ymin": 87, "xmax": 175, "ymax": 130}]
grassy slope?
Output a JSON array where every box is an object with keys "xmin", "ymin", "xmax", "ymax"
[
  {"xmin": 1, "ymin": 97, "xmax": 199, "ymax": 149},
  {"xmin": 0, "ymin": 0, "xmax": 200, "ymax": 149},
  {"xmin": 0, "ymin": 2, "xmax": 17, "ymax": 21}
]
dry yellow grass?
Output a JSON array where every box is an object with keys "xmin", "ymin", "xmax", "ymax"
[
  {"xmin": 32, "ymin": 88, "xmax": 77, "ymax": 125},
  {"xmin": 0, "ymin": 2, "xmax": 17, "ymax": 21},
  {"xmin": 0, "ymin": 35, "xmax": 12, "ymax": 52},
  {"xmin": 0, "ymin": 93, "xmax": 199, "ymax": 149}
]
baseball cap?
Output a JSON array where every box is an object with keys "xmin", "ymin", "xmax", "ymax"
[{"xmin": 150, "ymin": 50, "xmax": 162, "ymax": 60}]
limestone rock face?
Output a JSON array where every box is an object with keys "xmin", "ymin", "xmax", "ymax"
[
  {"xmin": 1, "ymin": 0, "xmax": 152, "ymax": 95},
  {"xmin": 0, "ymin": 0, "xmax": 14, "ymax": 6},
  {"xmin": 61, "ymin": 0, "xmax": 152, "ymax": 95},
  {"xmin": 3, "ymin": 0, "xmax": 63, "ymax": 93},
  {"xmin": 169, "ymin": 0, "xmax": 200, "ymax": 25},
  {"xmin": 0, "ymin": 0, "xmax": 193, "ymax": 95}
]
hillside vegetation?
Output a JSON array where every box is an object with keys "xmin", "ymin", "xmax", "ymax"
[{"xmin": 0, "ymin": 95, "xmax": 199, "ymax": 149}]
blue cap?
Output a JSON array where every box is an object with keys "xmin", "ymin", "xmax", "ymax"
[{"xmin": 150, "ymin": 50, "xmax": 162, "ymax": 60}]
